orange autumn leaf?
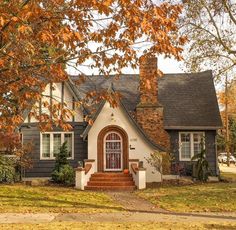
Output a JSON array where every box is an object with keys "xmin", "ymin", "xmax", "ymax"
[{"xmin": 0, "ymin": 0, "xmax": 185, "ymax": 133}]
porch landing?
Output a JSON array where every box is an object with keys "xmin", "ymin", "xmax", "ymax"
[{"xmin": 85, "ymin": 172, "xmax": 136, "ymax": 191}]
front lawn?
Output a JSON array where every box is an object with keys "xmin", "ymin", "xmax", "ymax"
[
  {"xmin": 136, "ymin": 182, "xmax": 236, "ymax": 212},
  {"xmin": 1, "ymin": 222, "xmax": 236, "ymax": 230},
  {"xmin": 0, "ymin": 184, "xmax": 123, "ymax": 213},
  {"xmin": 221, "ymin": 172, "xmax": 236, "ymax": 181}
]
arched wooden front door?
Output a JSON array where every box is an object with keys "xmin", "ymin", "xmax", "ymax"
[{"xmin": 97, "ymin": 126, "xmax": 129, "ymax": 172}]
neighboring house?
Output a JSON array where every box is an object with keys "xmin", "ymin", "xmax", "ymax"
[{"xmin": 20, "ymin": 56, "xmax": 222, "ymax": 187}]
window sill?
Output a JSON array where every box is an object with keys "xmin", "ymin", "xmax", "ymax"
[
  {"xmin": 40, "ymin": 158, "xmax": 74, "ymax": 160},
  {"xmin": 179, "ymin": 158, "xmax": 197, "ymax": 162}
]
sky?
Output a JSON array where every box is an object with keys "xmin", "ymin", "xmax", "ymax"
[
  {"xmin": 67, "ymin": 56, "xmax": 184, "ymax": 76},
  {"xmin": 156, "ymin": 56, "xmax": 184, "ymax": 74}
]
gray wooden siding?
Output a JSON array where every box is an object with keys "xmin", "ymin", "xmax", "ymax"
[
  {"xmin": 168, "ymin": 130, "xmax": 218, "ymax": 176},
  {"xmin": 20, "ymin": 122, "xmax": 87, "ymax": 177}
]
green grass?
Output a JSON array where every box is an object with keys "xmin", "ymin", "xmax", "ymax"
[
  {"xmin": 136, "ymin": 182, "xmax": 236, "ymax": 212},
  {"xmin": 1, "ymin": 222, "xmax": 236, "ymax": 230},
  {"xmin": 0, "ymin": 184, "xmax": 123, "ymax": 213},
  {"xmin": 221, "ymin": 172, "xmax": 236, "ymax": 181}
]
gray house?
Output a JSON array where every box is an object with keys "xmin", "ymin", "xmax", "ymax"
[{"xmin": 20, "ymin": 56, "xmax": 222, "ymax": 188}]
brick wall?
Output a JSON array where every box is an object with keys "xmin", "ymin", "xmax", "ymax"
[{"xmin": 136, "ymin": 55, "xmax": 170, "ymax": 150}]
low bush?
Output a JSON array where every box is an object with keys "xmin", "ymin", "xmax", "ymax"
[
  {"xmin": 52, "ymin": 164, "xmax": 75, "ymax": 185},
  {"xmin": 0, "ymin": 132, "xmax": 33, "ymax": 182},
  {"xmin": 0, "ymin": 156, "xmax": 18, "ymax": 183}
]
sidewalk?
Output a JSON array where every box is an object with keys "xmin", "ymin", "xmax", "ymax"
[{"xmin": 0, "ymin": 211, "xmax": 236, "ymax": 224}]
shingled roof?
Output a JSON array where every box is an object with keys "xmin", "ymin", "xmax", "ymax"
[{"xmin": 70, "ymin": 70, "xmax": 222, "ymax": 130}]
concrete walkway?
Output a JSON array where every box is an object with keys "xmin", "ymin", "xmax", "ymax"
[
  {"xmin": 0, "ymin": 211, "xmax": 236, "ymax": 224},
  {"xmin": 106, "ymin": 191, "xmax": 168, "ymax": 213}
]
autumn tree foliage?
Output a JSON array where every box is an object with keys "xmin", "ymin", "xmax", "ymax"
[
  {"xmin": 0, "ymin": 132, "xmax": 33, "ymax": 181},
  {"xmin": 0, "ymin": 0, "xmax": 186, "ymax": 135},
  {"xmin": 219, "ymin": 81, "xmax": 236, "ymax": 118},
  {"xmin": 180, "ymin": 0, "xmax": 236, "ymax": 80},
  {"xmin": 218, "ymin": 80, "xmax": 236, "ymax": 154}
]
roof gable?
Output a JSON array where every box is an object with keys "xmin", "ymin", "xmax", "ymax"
[
  {"xmin": 81, "ymin": 87, "xmax": 166, "ymax": 151},
  {"xmin": 73, "ymin": 70, "xmax": 222, "ymax": 129}
]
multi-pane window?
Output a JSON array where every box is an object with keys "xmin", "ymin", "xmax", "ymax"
[
  {"xmin": 179, "ymin": 132, "xmax": 204, "ymax": 161},
  {"xmin": 180, "ymin": 133, "xmax": 191, "ymax": 159},
  {"xmin": 42, "ymin": 134, "xmax": 50, "ymax": 158},
  {"xmin": 193, "ymin": 133, "xmax": 203, "ymax": 155},
  {"xmin": 64, "ymin": 133, "xmax": 73, "ymax": 158},
  {"xmin": 53, "ymin": 134, "xmax": 61, "ymax": 157},
  {"xmin": 41, "ymin": 132, "xmax": 74, "ymax": 159}
]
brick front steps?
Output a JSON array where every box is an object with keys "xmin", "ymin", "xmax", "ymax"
[{"xmin": 85, "ymin": 172, "xmax": 136, "ymax": 191}]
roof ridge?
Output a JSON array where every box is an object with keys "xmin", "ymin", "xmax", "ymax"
[{"xmin": 69, "ymin": 70, "xmax": 212, "ymax": 78}]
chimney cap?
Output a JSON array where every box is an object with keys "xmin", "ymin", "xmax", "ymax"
[{"xmin": 139, "ymin": 55, "xmax": 157, "ymax": 66}]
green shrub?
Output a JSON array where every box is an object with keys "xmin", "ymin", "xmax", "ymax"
[
  {"xmin": 0, "ymin": 155, "xmax": 16, "ymax": 183},
  {"xmin": 52, "ymin": 164, "xmax": 75, "ymax": 185},
  {"xmin": 0, "ymin": 132, "xmax": 33, "ymax": 182},
  {"xmin": 52, "ymin": 142, "xmax": 75, "ymax": 185}
]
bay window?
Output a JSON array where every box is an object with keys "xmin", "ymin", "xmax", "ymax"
[
  {"xmin": 179, "ymin": 132, "xmax": 204, "ymax": 161},
  {"xmin": 41, "ymin": 132, "xmax": 74, "ymax": 159}
]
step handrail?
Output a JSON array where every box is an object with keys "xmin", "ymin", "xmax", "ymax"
[
  {"xmin": 85, "ymin": 163, "xmax": 92, "ymax": 175},
  {"xmin": 131, "ymin": 163, "xmax": 138, "ymax": 175},
  {"xmin": 129, "ymin": 160, "xmax": 146, "ymax": 189},
  {"xmin": 75, "ymin": 159, "xmax": 95, "ymax": 190}
]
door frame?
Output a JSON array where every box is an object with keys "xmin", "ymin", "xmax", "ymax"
[
  {"xmin": 97, "ymin": 125, "xmax": 129, "ymax": 172},
  {"xmin": 104, "ymin": 131, "xmax": 123, "ymax": 171}
]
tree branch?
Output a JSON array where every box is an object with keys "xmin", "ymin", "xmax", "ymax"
[{"xmin": 222, "ymin": 0, "xmax": 236, "ymax": 26}]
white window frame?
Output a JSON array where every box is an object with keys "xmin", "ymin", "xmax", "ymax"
[
  {"xmin": 40, "ymin": 132, "xmax": 74, "ymax": 160},
  {"xmin": 179, "ymin": 132, "xmax": 205, "ymax": 161}
]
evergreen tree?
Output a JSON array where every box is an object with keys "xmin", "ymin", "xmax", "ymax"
[
  {"xmin": 54, "ymin": 142, "xmax": 69, "ymax": 172},
  {"xmin": 52, "ymin": 142, "xmax": 74, "ymax": 185}
]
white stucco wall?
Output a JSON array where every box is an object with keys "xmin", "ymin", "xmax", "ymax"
[
  {"xmin": 87, "ymin": 101, "xmax": 162, "ymax": 182},
  {"xmin": 24, "ymin": 83, "xmax": 83, "ymax": 123}
]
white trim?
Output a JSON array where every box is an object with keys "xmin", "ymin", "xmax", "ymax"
[
  {"xmin": 40, "ymin": 132, "xmax": 74, "ymax": 160},
  {"xmin": 179, "ymin": 132, "xmax": 205, "ymax": 161},
  {"xmin": 104, "ymin": 131, "xmax": 123, "ymax": 171}
]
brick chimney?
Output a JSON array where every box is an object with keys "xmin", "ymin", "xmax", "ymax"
[{"xmin": 136, "ymin": 55, "xmax": 170, "ymax": 150}]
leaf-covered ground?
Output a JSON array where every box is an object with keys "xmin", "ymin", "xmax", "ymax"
[
  {"xmin": 1, "ymin": 222, "xmax": 236, "ymax": 230},
  {"xmin": 221, "ymin": 172, "xmax": 236, "ymax": 181},
  {"xmin": 136, "ymin": 182, "xmax": 236, "ymax": 212},
  {"xmin": 0, "ymin": 184, "xmax": 123, "ymax": 213}
]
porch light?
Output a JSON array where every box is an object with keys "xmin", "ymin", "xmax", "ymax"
[
  {"xmin": 139, "ymin": 161, "xmax": 144, "ymax": 168},
  {"xmin": 111, "ymin": 113, "xmax": 115, "ymax": 121},
  {"xmin": 77, "ymin": 161, "xmax": 83, "ymax": 167}
]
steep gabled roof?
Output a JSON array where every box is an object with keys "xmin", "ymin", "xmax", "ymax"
[
  {"xmin": 159, "ymin": 71, "xmax": 222, "ymax": 129},
  {"xmin": 22, "ymin": 76, "xmax": 87, "ymax": 121},
  {"xmin": 71, "ymin": 70, "xmax": 222, "ymax": 130},
  {"xmin": 80, "ymin": 86, "xmax": 166, "ymax": 151}
]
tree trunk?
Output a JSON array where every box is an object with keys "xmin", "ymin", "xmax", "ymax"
[{"xmin": 225, "ymin": 74, "xmax": 230, "ymax": 167}]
